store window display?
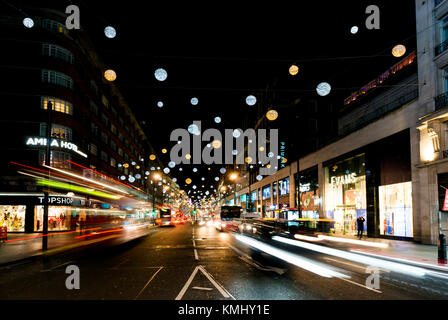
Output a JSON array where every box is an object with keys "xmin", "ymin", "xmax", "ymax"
[
  {"xmin": 0, "ymin": 205, "xmax": 26, "ymax": 231},
  {"xmin": 35, "ymin": 206, "xmax": 72, "ymax": 231}
]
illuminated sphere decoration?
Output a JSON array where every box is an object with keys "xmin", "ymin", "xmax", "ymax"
[
  {"xmin": 256, "ymin": 175, "xmax": 263, "ymax": 181},
  {"xmin": 157, "ymin": 101, "xmax": 164, "ymax": 108},
  {"xmin": 168, "ymin": 161, "xmax": 175, "ymax": 168},
  {"xmin": 316, "ymin": 82, "xmax": 331, "ymax": 96},
  {"xmin": 135, "ymin": 174, "xmax": 141, "ymax": 179},
  {"xmin": 163, "ymin": 168, "xmax": 170, "ymax": 174},
  {"xmin": 212, "ymin": 140, "xmax": 222, "ymax": 149},
  {"xmin": 289, "ymin": 65, "xmax": 299, "ymax": 76},
  {"xmin": 392, "ymin": 44, "xmax": 406, "ymax": 58},
  {"xmin": 120, "ymin": 175, "xmax": 126, "ymax": 180},
  {"xmin": 220, "ymin": 167, "xmax": 226, "ymax": 174},
  {"xmin": 245, "ymin": 157, "xmax": 253, "ymax": 164},
  {"xmin": 350, "ymin": 26, "xmax": 358, "ymax": 34},
  {"xmin": 128, "ymin": 176, "xmax": 135, "ymax": 183},
  {"xmin": 123, "ymin": 163, "xmax": 129, "ymax": 168},
  {"xmin": 246, "ymin": 95, "xmax": 257, "ymax": 106},
  {"xmin": 162, "ymin": 148, "xmax": 167, "ymax": 154},
  {"xmin": 214, "ymin": 116, "xmax": 221, "ymax": 124},
  {"xmin": 268, "ymin": 152, "xmax": 274, "ymax": 158},
  {"xmin": 104, "ymin": 69, "xmax": 117, "ymax": 82},
  {"xmin": 188, "ymin": 124, "xmax": 200, "ymax": 136},
  {"xmin": 104, "ymin": 26, "xmax": 116, "ymax": 38},
  {"xmin": 215, "ymin": 177, "xmax": 219, "ymax": 181},
  {"xmin": 266, "ymin": 110, "xmax": 278, "ymax": 121},
  {"xmin": 193, "ymin": 168, "xmax": 198, "ymax": 172},
  {"xmin": 149, "ymin": 154, "xmax": 156, "ymax": 160},
  {"xmin": 233, "ymin": 129, "xmax": 241, "ymax": 138},
  {"xmin": 154, "ymin": 68, "xmax": 168, "ymax": 81},
  {"xmin": 23, "ymin": 17, "xmax": 34, "ymax": 28},
  {"xmin": 185, "ymin": 154, "xmax": 191, "ymax": 160},
  {"xmin": 191, "ymin": 97, "xmax": 199, "ymax": 105},
  {"xmin": 186, "ymin": 178, "xmax": 192, "ymax": 184}
]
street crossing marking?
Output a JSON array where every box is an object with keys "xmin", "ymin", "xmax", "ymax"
[{"xmin": 192, "ymin": 286, "xmax": 213, "ymax": 291}]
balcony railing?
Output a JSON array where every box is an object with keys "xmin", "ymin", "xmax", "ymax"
[
  {"xmin": 435, "ymin": 38, "xmax": 448, "ymax": 57},
  {"xmin": 436, "ymin": 0, "xmax": 445, "ymax": 7},
  {"xmin": 435, "ymin": 91, "xmax": 448, "ymax": 111}
]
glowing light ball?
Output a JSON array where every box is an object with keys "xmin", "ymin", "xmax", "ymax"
[
  {"xmin": 233, "ymin": 129, "xmax": 241, "ymax": 138},
  {"xmin": 104, "ymin": 69, "xmax": 117, "ymax": 82},
  {"xmin": 212, "ymin": 140, "xmax": 222, "ymax": 149},
  {"xmin": 193, "ymin": 168, "xmax": 198, "ymax": 172},
  {"xmin": 145, "ymin": 171, "xmax": 150, "ymax": 176},
  {"xmin": 120, "ymin": 175, "xmax": 126, "ymax": 180},
  {"xmin": 215, "ymin": 177, "xmax": 219, "ymax": 181},
  {"xmin": 23, "ymin": 17, "xmax": 34, "ymax": 28},
  {"xmin": 186, "ymin": 178, "xmax": 192, "ymax": 184},
  {"xmin": 128, "ymin": 176, "xmax": 135, "ymax": 183},
  {"xmin": 232, "ymin": 150, "xmax": 238, "ymax": 155},
  {"xmin": 149, "ymin": 154, "xmax": 156, "ymax": 160},
  {"xmin": 289, "ymin": 65, "xmax": 299, "ymax": 76},
  {"xmin": 123, "ymin": 163, "xmax": 129, "ymax": 168},
  {"xmin": 154, "ymin": 68, "xmax": 168, "ymax": 81},
  {"xmin": 168, "ymin": 161, "xmax": 175, "ymax": 168},
  {"xmin": 163, "ymin": 168, "xmax": 170, "ymax": 174},
  {"xmin": 188, "ymin": 124, "xmax": 200, "ymax": 135},
  {"xmin": 185, "ymin": 154, "xmax": 191, "ymax": 160},
  {"xmin": 191, "ymin": 97, "xmax": 199, "ymax": 105},
  {"xmin": 214, "ymin": 117, "xmax": 221, "ymax": 123},
  {"xmin": 266, "ymin": 110, "xmax": 278, "ymax": 121},
  {"xmin": 104, "ymin": 26, "xmax": 116, "ymax": 38},
  {"xmin": 135, "ymin": 174, "xmax": 141, "ymax": 179},
  {"xmin": 350, "ymin": 26, "xmax": 358, "ymax": 34},
  {"xmin": 192, "ymin": 185, "xmax": 197, "ymax": 189},
  {"xmin": 246, "ymin": 95, "xmax": 257, "ymax": 106},
  {"xmin": 392, "ymin": 44, "xmax": 406, "ymax": 58},
  {"xmin": 220, "ymin": 167, "xmax": 226, "ymax": 174},
  {"xmin": 259, "ymin": 146, "xmax": 265, "ymax": 151},
  {"xmin": 316, "ymin": 82, "xmax": 331, "ymax": 96},
  {"xmin": 173, "ymin": 178, "xmax": 177, "ymax": 182},
  {"xmin": 282, "ymin": 158, "xmax": 288, "ymax": 163},
  {"xmin": 245, "ymin": 157, "xmax": 253, "ymax": 164},
  {"xmin": 157, "ymin": 101, "xmax": 164, "ymax": 108},
  {"xmin": 256, "ymin": 175, "xmax": 263, "ymax": 181},
  {"xmin": 131, "ymin": 161, "xmax": 136, "ymax": 166},
  {"xmin": 162, "ymin": 149, "xmax": 167, "ymax": 154}
]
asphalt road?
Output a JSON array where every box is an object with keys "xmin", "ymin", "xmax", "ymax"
[{"xmin": 0, "ymin": 223, "xmax": 447, "ymax": 300}]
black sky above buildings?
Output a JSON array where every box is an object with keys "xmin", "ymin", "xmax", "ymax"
[{"xmin": 4, "ymin": 0, "xmax": 417, "ymax": 196}]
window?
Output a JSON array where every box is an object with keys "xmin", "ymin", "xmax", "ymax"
[
  {"xmin": 40, "ymin": 123, "xmax": 72, "ymax": 141},
  {"xmin": 102, "ymin": 95, "xmax": 109, "ymax": 108},
  {"xmin": 279, "ymin": 178, "xmax": 290, "ymax": 196},
  {"xmin": 42, "ymin": 43, "xmax": 74, "ymax": 64},
  {"xmin": 41, "ymin": 19, "xmax": 68, "ymax": 35},
  {"xmin": 110, "ymin": 140, "xmax": 117, "ymax": 151},
  {"xmin": 111, "ymin": 124, "xmax": 117, "ymax": 135},
  {"xmin": 101, "ymin": 113, "xmax": 109, "ymax": 127},
  {"xmin": 41, "ymin": 97, "xmax": 73, "ymax": 115},
  {"xmin": 262, "ymin": 185, "xmax": 271, "ymax": 200},
  {"xmin": 101, "ymin": 131, "xmax": 108, "ymax": 144},
  {"xmin": 39, "ymin": 150, "xmax": 71, "ymax": 169},
  {"xmin": 90, "ymin": 143, "xmax": 98, "ymax": 156},
  {"xmin": 42, "ymin": 70, "xmax": 73, "ymax": 89},
  {"xmin": 91, "ymin": 123, "xmax": 98, "ymax": 136},
  {"xmin": 90, "ymin": 101, "xmax": 99, "ymax": 116},
  {"xmin": 101, "ymin": 151, "xmax": 108, "ymax": 162},
  {"xmin": 118, "ymin": 148, "xmax": 124, "ymax": 157},
  {"xmin": 110, "ymin": 157, "xmax": 116, "ymax": 168}
]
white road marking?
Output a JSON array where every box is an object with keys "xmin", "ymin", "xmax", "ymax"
[
  {"xmin": 192, "ymin": 286, "xmax": 213, "ymax": 291},
  {"xmin": 134, "ymin": 266, "xmax": 164, "ymax": 300},
  {"xmin": 194, "ymin": 248, "xmax": 199, "ymax": 260},
  {"xmin": 336, "ymin": 276, "xmax": 382, "ymax": 294},
  {"xmin": 41, "ymin": 261, "xmax": 74, "ymax": 272},
  {"xmin": 175, "ymin": 266, "xmax": 200, "ymax": 300},
  {"xmin": 324, "ymin": 258, "xmax": 367, "ymax": 271}
]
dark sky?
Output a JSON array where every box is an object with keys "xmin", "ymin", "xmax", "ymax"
[{"xmin": 10, "ymin": 0, "xmax": 417, "ymax": 200}]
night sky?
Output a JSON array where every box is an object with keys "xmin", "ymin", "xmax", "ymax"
[{"xmin": 10, "ymin": 0, "xmax": 417, "ymax": 198}]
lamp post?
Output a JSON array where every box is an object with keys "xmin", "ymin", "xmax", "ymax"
[{"xmin": 42, "ymin": 101, "xmax": 52, "ymax": 251}]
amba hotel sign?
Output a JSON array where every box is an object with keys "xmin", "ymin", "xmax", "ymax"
[{"xmin": 25, "ymin": 137, "xmax": 88, "ymax": 158}]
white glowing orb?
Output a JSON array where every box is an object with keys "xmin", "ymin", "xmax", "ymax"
[
  {"xmin": 168, "ymin": 161, "xmax": 175, "ymax": 168},
  {"xmin": 220, "ymin": 167, "xmax": 226, "ymax": 174},
  {"xmin": 23, "ymin": 18, "xmax": 34, "ymax": 28},
  {"xmin": 120, "ymin": 175, "xmax": 126, "ymax": 180},
  {"xmin": 192, "ymin": 185, "xmax": 197, "ymax": 189},
  {"xmin": 104, "ymin": 26, "xmax": 116, "ymax": 38},
  {"xmin": 188, "ymin": 124, "xmax": 200, "ymax": 136},
  {"xmin": 350, "ymin": 26, "xmax": 358, "ymax": 34},
  {"xmin": 214, "ymin": 116, "xmax": 221, "ymax": 123},
  {"xmin": 135, "ymin": 174, "xmax": 141, "ymax": 179},
  {"xmin": 246, "ymin": 95, "xmax": 257, "ymax": 106},
  {"xmin": 163, "ymin": 168, "xmax": 170, "ymax": 174},
  {"xmin": 215, "ymin": 177, "xmax": 219, "ymax": 181},
  {"xmin": 173, "ymin": 178, "xmax": 177, "ymax": 182},
  {"xmin": 145, "ymin": 171, "xmax": 150, "ymax": 176},
  {"xmin": 256, "ymin": 175, "xmax": 263, "ymax": 181},
  {"xmin": 154, "ymin": 68, "xmax": 168, "ymax": 81},
  {"xmin": 191, "ymin": 97, "xmax": 199, "ymax": 105},
  {"xmin": 193, "ymin": 168, "xmax": 198, "ymax": 172},
  {"xmin": 128, "ymin": 176, "xmax": 136, "ymax": 183},
  {"xmin": 233, "ymin": 129, "xmax": 241, "ymax": 138},
  {"xmin": 316, "ymin": 82, "xmax": 331, "ymax": 96},
  {"xmin": 232, "ymin": 150, "xmax": 238, "ymax": 155},
  {"xmin": 157, "ymin": 101, "xmax": 164, "ymax": 108},
  {"xmin": 268, "ymin": 152, "xmax": 274, "ymax": 158}
]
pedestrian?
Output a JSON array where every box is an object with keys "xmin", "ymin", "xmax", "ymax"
[{"xmin": 357, "ymin": 215, "xmax": 365, "ymax": 239}]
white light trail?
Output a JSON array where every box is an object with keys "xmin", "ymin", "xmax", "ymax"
[{"xmin": 317, "ymin": 234, "xmax": 389, "ymax": 248}]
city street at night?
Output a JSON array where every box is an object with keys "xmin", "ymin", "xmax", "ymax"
[{"xmin": 1, "ymin": 0, "xmax": 448, "ymax": 316}]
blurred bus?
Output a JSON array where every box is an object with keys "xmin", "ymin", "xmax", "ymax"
[
  {"xmin": 156, "ymin": 206, "xmax": 175, "ymax": 227},
  {"xmin": 214, "ymin": 205, "xmax": 242, "ymax": 232}
]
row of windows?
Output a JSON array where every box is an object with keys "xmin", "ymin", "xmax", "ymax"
[
  {"xmin": 41, "ymin": 19, "xmax": 69, "ymax": 35},
  {"xmin": 42, "ymin": 43, "xmax": 74, "ymax": 64},
  {"xmin": 39, "ymin": 150, "xmax": 71, "ymax": 169},
  {"xmin": 41, "ymin": 96, "xmax": 73, "ymax": 115},
  {"xmin": 42, "ymin": 70, "xmax": 73, "ymax": 89},
  {"xmin": 40, "ymin": 123, "xmax": 72, "ymax": 141}
]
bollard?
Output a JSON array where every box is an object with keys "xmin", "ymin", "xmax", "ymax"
[{"xmin": 438, "ymin": 233, "xmax": 447, "ymax": 265}]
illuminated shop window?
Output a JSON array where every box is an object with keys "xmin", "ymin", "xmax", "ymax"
[
  {"xmin": 41, "ymin": 70, "xmax": 73, "ymax": 89},
  {"xmin": 110, "ymin": 157, "xmax": 116, "ymax": 167},
  {"xmin": 41, "ymin": 96, "xmax": 73, "ymax": 115},
  {"xmin": 42, "ymin": 43, "xmax": 74, "ymax": 64},
  {"xmin": 35, "ymin": 206, "xmax": 71, "ymax": 231},
  {"xmin": 40, "ymin": 123, "xmax": 72, "ymax": 141},
  {"xmin": 0, "ymin": 205, "xmax": 26, "ymax": 232}
]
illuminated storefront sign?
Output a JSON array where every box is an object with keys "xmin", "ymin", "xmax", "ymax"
[
  {"xmin": 344, "ymin": 51, "xmax": 416, "ymax": 105},
  {"xmin": 25, "ymin": 137, "xmax": 88, "ymax": 158},
  {"xmin": 330, "ymin": 173, "xmax": 357, "ymax": 187},
  {"xmin": 37, "ymin": 196, "xmax": 73, "ymax": 205}
]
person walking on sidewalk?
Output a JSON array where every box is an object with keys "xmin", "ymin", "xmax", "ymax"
[{"xmin": 357, "ymin": 216, "xmax": 365, "ymax": 239}]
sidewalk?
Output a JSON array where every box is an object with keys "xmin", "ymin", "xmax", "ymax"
[
  {"xmin": 0, "ymin": 224, "xmax": 155, "ymax": 266},
  {"xmin": 313, "ymin": 232, "xmax": 448, "ymax": 271}
]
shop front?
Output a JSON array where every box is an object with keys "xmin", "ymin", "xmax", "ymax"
[
  {"xmin": 278, "ymin": 177, "xmax": 290, "ymax": 209},
  {"xmin": 324, "ymin": 153, "xmax": 367, "ymax": 236},
  {"xmin": 262, "ymin": 185, "xmax": 272, "ymax": 218},
  {"xmin": 297, "ymin": 166, "xmax": 320, "ymax": 220},
  {"xmin": 0, "ymin": 205, "xmax": 26, "ymax": 231}
]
